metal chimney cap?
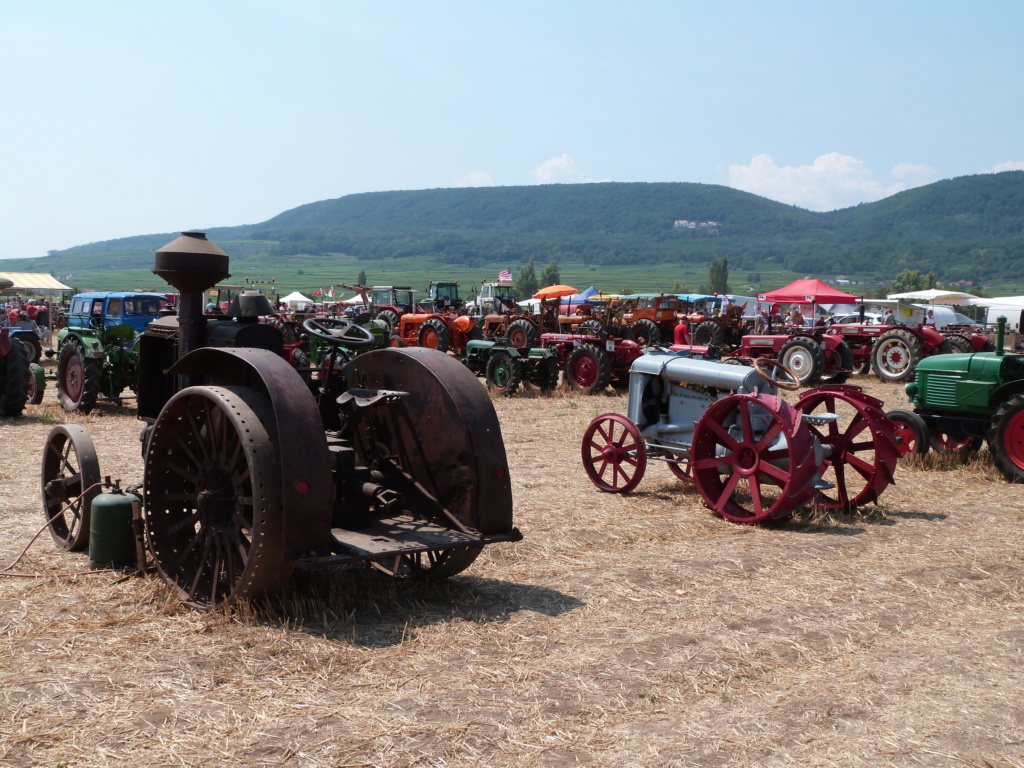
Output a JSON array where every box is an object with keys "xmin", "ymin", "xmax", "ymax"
[
  {"xmin": 153, "ymin": 231, "xmax": 230, "ymax": 293},
  {"xmin": 156, "ymin": 231, "xmax": 230, "ymax": 258}
]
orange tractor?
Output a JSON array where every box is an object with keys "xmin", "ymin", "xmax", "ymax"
[{"xmin": 389, "ymin": 280, "xmax": 483, "ymax": 354}]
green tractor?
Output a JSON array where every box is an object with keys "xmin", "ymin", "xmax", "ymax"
[
  {"xmin": 54, "ymin": 292, "xmax": 169, "ymax": 412},
  {"xmin": 463, "ymin": 339, "xmax": 560, "ymax": 396},
  {"xmin": 886, "ymin": 317, "xmax": 1024, "ymax": 481}
]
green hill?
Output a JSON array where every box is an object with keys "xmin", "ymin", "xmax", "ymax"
[{"xmin": 7, "ymin": 172, "xmax": 1024, "ymax": 295}]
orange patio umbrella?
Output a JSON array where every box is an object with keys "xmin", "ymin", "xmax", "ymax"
[{"xmin": 534, "ymin": 284, "xmax": 579, "ymax": 300}]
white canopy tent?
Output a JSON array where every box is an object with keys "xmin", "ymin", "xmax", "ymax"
[
  {"xmin": 280, "ymin": 291, "xmax": 315, "ymax": 307},
  {"xmin": 0, "ymin": 272, "xmax": 71, "ymax": 291},
  {"xmin": 886, "ymin": 288, "xmax": 975, "ymax": 305},
  {"xmin": 964, "ymin": 296, "xmax": 1024, "ymax": 331}
]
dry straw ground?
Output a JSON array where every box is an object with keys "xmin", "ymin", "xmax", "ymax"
[{"xmin": 1, "ymin": 366, "xmax": 1022, "ymax": 768}]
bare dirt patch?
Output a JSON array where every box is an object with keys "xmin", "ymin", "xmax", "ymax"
[{"xmin": 1, "ymin": 370, "xmax": 1022, "ymax": 767}]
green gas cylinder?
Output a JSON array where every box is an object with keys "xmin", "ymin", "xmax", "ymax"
[{"xmin": 89, "ymin": 484, "xmax": 139, "ymax": 569}]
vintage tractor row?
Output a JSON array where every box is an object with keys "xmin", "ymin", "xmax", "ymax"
[
  {"xmin": 825, "ymin": 321, "xmax": 992, "ymax": 382},
  {"xmin": 582, "ymin": 351, "xmax": 899, "ymax": 524},
  {"xmin": 885, "ymin": 318, "xmax": 1024, "ymax": 482},
  {"xmin": 39, "ymin": 232, "xmax": 520, "ymax": 610}
]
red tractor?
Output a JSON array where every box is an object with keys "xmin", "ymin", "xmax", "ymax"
[
  {"xmin": 825, "ymin": 321, "xmax": 992, "ymax": 382},
  {"xmin": 731, "ymin": 328, "xmax": 854, "ymax": 387},
  {"xmin": 539, "ymin": 331, "xmax": 643, "ymax": 393}
]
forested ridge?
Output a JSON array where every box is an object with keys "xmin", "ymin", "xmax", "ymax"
[{"xmin": 19, "ymin": 172, "xmax": 1024, "ymax": 285}]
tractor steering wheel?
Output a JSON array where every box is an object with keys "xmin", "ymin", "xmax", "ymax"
[
  {"xmin": 753, "ymin": 357, "xmax": 801, "ymax": 391},
  {"xmin": 302, "ymin": 317, "xmax": 376, "ymax": 347}
]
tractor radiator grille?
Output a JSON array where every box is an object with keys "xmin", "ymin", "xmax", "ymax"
[{"xmin": 922, "ymin": 374, "xmax": 959, "ymax": 409}]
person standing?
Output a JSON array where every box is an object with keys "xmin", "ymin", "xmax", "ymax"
[{"xmin": 882, "ymin": 309, "xmax": 896, "ymax": 325}]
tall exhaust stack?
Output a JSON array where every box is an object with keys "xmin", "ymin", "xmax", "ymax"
[{"xmin": 154, "ymin": 232, "xmax": 230, "ymax": 386}]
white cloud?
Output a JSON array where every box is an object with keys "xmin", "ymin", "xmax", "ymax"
[
  {"xmin": 728, "ymin": 152, "xmax": 924, "ymax": 211},
  {"xmin": 992, "ymin": 160, "xmax": 1024, "ymax": 172},
  {"xmin": 454, "ymin": 171, "xmax": 493, "ymax": 187},
  {"xmin": 890, "ymin": 161, "xmax": 939, "ymax": 186},
  {"xmin": 531, "ymin": 154, "xmax": 609, "ymax": 185}
]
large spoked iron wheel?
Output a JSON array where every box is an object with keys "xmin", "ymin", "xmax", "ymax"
[
  {"xmin": 41, "ymin": 425, "xmax": 100, "ymax": 550},
  {"xmin": 690, "ymin": 394, "xmax": 818, "ymax": 524},
  {"xmin": 56, "ymin": 343, "xmax": 101, "ymax": 413},
  {"xmin": 795, "ymin": 387, "xmax": 899, "ymax": 510},
  {"xmin": 581, "ymin": 413, "xmax": 647, "ymax": 493},
  {"xmin": 372, "ymin": 545, "xmax": 485, "ymax": 581},
  {"xmin": 343, "ymin": 348, "xmax": 515, "ymax": 580},
  {"xmin": 143, "ymin": 386, "xmax": 292, "ymax": 609}
]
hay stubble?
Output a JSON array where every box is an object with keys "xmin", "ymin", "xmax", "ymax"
[{"xmin": 1, "ymin": 373, "xmax": 1022, "ymax": 767}]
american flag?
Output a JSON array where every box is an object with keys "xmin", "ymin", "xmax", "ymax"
[{"xmin": 499, "ymin": 268, "xmax": 512, "ymax": 282}]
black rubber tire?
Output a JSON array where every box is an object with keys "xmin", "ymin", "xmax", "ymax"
[
  {"xmin": 418, "ymin": 317, "xmax": 451, "ymax": 352},
  {"xmin": 988, "ymin": 393, "xmax": 1024, "ymax": 483},
  {"xmin": 388, "ymin": 333, "xmax": 405, "ymax": 347},
  {"xmin": 0, "ymin": 337, "xmax": 30, "ymax": 417},
  {"xmin": 565, "ymin": 343, "xmax": 612, "ymax": 394},
  {"xmin": 629, "ymin": 318, "xmax": 659, "ymax": 347},
  {"xmin": 578, "ymin": 318, "xmax": 609, "ymax": 340},
  {"xmin": 56, "ymin": 343, "xmax": 102, "ymax": 413},
  {"xmin": 981, "ymin": 340, "xmax": 997, "ymax": 352},
  {"xmin": 946, "ymin": 335, "xmax": 973, "ymax": 354},
  {"xmin": 691, "ymin": 320, "xmax": 724, "ymax": 347},
  {"xmin": 854, "ymin": 359, "xmax": 872, "ymax": 375},
  {"xmin": 886, "ymin": 408, "xmax": 930, "ymax": 456},
  {"xmin": 27, "ymin": 363, "xmax": 45, "ymax": 405},
  {"xmin": 819, "ymin": 341, "xmax": 854, "ymax": 385},
  {"xmin": 526, "ymin": 357, "xmax": 560, "ymax": 392},
  {"xmin": 376, "ymin": 309, "xmax": 400, "ymax": 331},
  {"xmin": 779, "ymin": 336, "xmax": 825, "ymax": 386},
  {"xmin": 506, "ymin": 318, "xmax": 539, "ymax": 348},
  {"xmin": 485, "ymin": 351, "xmax": 522, "ymax": 396},
  {"xmin": 872, "ymin": 328, "xmax": 924, "ymax": 383}
]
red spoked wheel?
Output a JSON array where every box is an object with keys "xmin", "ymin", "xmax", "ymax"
[
  {"xmin": 796, "ymin": 386, "xmax": 900, "ymax": 510},
  {"xmin": 691, "ymin": 393, "xmax": 818, "ymax": 524},
  {"xmin": 886, "ymin": 408, "xmax": 930, "ymax": 456},
  {"xmin": 582, "ymin": 413, "xmax": 647, "ymax": 493}
]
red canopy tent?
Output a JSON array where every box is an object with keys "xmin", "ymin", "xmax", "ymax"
[{"xmin": 758, "ymin": 279, "xmax": 860, "ymax": 305}]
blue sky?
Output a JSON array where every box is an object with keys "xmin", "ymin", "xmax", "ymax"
[{"xmin": 2, "ymin": 1, "xmax": 1022, "ymax": 258}]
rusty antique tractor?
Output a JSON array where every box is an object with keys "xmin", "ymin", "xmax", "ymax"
[
  {"xmin": 39, "ymin": 233, "xmax": 520, "ymax": 609},
  {"xmin": 581, "ymin": 350, "xmax": 899, "ymax": 524}
]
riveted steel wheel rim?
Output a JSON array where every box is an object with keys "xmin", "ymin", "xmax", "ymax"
[{"xmin": 144, "ymin": 386, "xmax": 290, "ymax": 609}]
